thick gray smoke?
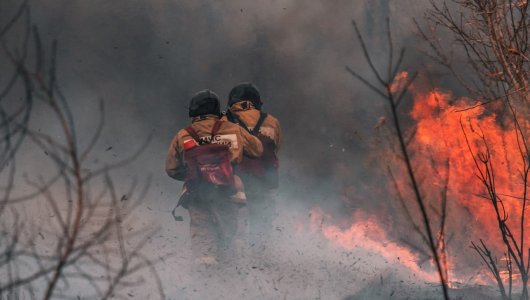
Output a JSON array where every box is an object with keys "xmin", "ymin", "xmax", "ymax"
[
  {"xmin": 23, "ymin": 0, "xmax": 431, "ymax": 206},
  {"xmin": 2, "ymin": 0, "xmax": 497, "ymax": 299}
]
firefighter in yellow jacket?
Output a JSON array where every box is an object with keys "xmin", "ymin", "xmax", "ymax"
[
  {"xmin": 226, "ymin": 83, "xmax": 281, "ymax": 252},
  {"xmin": 166, "ymin": 90, "xmax": 263, "ymax": 267}
]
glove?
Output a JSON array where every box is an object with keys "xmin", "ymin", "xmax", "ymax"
[{"xmin": 257, "ymin": 133, "xmax": 275, "ymax": 147}]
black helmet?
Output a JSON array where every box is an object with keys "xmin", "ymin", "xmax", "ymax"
[
  {"xmin": 188, "ymin": 89, "xmax": 221, "ymax": 117},
  {"xmin": 228, "ymin": 82, "xmax": 263, "ymax": 110}
]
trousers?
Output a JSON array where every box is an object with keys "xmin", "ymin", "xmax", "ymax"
[
  {"xmin": 240, "ymin": 176, "xmax": 277, "ymax": 247},
  {"xmin": 187, "ymin": 190, "xmax": 240, "ymax": 262}
]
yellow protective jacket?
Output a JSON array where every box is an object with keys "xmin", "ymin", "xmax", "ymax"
[
  {"xmin": 165, "ymin": 115, "xmax": 263, "ymax": 181},
  {"xmin": 227, "ymin": 101, "xmax": 281, "ymax": 152}
]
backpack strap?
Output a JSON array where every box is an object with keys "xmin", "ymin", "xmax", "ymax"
[
  {"xmin": 227, "ymin": 110, "xmax": 267, "ymax": 136},
  {"xmin": 228, "ymin": 111, "xmax": 252, "ymax": 133},
  {"xmin": 184, "ymin": 126, "xmax": 201, "ymax": 143},
  {"xmin": 252, "ymin": 112, "xmax": 268, "ymax": 135},
  {"xmin": 226, "ymin": 110, "xmax": 237, "ymax": 123},
  {"xmin": 211, "ymin": 120, "xmax": 222, "ymax": 138}
]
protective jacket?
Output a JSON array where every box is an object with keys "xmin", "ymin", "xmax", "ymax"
[
  {"xmin": 227, "ymin": 100, "xmax": 281, "ymax": 246},
  {"xmin": 227, "ymin": 101, "xmax": 281, "ymax": 151},
  {"xmin": 166, "ymin": 115, "xmax": 263, "ymax": 202}
]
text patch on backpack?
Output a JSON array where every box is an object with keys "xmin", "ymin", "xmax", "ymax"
[{"xmin": 199, "ymin": 134, "xmax": 238, "ymax": 149}]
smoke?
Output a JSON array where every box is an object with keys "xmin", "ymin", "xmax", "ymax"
[
  {"xmin": 23, "ymin": 0, "xmax": 430, "ymax": 190},
  {"xmin": 2, "ymin": 0, "xmax": 498, "ymax": 299}
]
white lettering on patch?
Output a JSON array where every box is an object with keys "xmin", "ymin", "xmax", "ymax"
[{"xmin": 199, "ymin": 134, "xmax": 239, "ymax": 149}]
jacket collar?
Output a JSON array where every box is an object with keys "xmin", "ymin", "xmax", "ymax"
[
  {"xmin": 229, "ymin": 101, "xmax": 256, "ymax": 112},
  {"xmin": 191, "ymin": 114, "xmax": 220, "ymax": 123}
]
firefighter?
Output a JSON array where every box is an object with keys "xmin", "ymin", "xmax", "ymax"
[
  {"xmin": 165, "ymin": 89, "xmax": 263, "ymax": 267},
  {"xmin": 226, "ymin": 82, "xmax": 281, "ymax": 252}
]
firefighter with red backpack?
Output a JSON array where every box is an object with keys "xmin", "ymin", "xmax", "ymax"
[
  {"xmin": 165, "ymin": 90, "xmax": 263, "ymax": 267},
  {"xmin": 226, "ymin": 83, "xmax": 281, "ymax": 252}
]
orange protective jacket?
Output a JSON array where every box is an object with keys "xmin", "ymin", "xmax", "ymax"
[
  {"xmin": 166, "ymin": 115, "xmax": 263, "ymax": 203},
  {"xmin": 165, "ymin": 115, "xmax": 263, "ymax": 181},
  {"xmin": 227, "ymin": 101, "xmax": 281, "ymax": 152}
]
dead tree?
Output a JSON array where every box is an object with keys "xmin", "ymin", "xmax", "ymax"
[
  {"xmin": 346, "ymin": 19, "xmax": 451, "ymax": 299},
  {"xmin": 419, "ymin": 0, "xmax": 530, "ymax": 115},
  {"xmin": 461, "ymin": 111, "xmax": 529, "ymax": 300},
  {"xmin": 419, "ymin": 1, "xmax": 530, "ymax": 299},
  {"xmin": 0, "ymin": 3, "xmax": 165, "ymax": 299},
  {"xmin": 0, "ymin": 0, "xmax": 33, "ymax": 216}
]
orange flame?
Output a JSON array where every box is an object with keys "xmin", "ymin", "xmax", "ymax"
[
  {"xmin": 310, "ymin": 71, "xmax": 530, "ymax": 286},
  {"xmin": 309, "ymin": 207, "xmax": 439, "ymax": 282},
  {"xmin": 410, "ymin": 87, "xmax": 530, "ymax": 285},
  {"xmin": 389, "ymin": 71, "xmax": 409, "ymax": 93},
  {"xmin": 411, "ymin": 88, "xmax": 527, "ymax": 243}
]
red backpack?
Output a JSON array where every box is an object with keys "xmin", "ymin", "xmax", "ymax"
[
  {"xmin": 183, "ymin": 121, "xmax": 236, "ymax": 194},
  {"xmin": 229, "ymin": 112, "xmax": 279, "ymax": 189}
]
